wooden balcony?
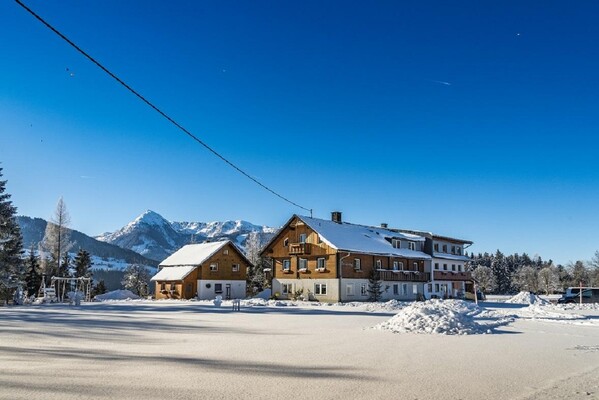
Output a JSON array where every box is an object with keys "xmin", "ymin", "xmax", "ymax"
[
  {"xmin": 378, "ymin": 270, "xmax": 430, "ymax": 282},
  {"xmin": 288, "ymin": 243, "xmax": 311, "ymax": 255},
  {"xmin": 433, "ymin": 271, "xmax": 472, "ymax": 281}
]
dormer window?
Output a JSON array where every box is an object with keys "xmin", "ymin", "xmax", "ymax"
[
  {"xmin": 442, "ymin": 244, "xmax": 448, "ymax": 253},
  {"xmin": 434, "ymin": 243, "xmax": 439, "ymax": 252},
  {"xmin": 392, "ymin": 239, "xmax": 401, "ymax": 249},
  {"xmin": 408, "ymin": 241, "xmax": 416, "ymax": 251},
  {"xmin": 457, "ymin": 247, "xmax": 462, "ymax": 255},
  {"xmin": 451, "ymin": 245, "xmax": 456, "ymax": 254}
]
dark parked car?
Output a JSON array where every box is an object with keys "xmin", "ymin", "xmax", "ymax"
[{"xmin": 558, "ymin": 287, "xmax": 599, "ymax": 304}]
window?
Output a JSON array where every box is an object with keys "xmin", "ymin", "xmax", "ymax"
[
  {"xmin": 315, "ymin": 283, "xmax": 327, "ymax": 295},
  {"xmin": 283, "ymin": 237, "xmax": 289, "ymax": 247},
  {"xmin": 223, "ymin": 249, "xmax": 229, "ymax": 255},
  {"xmin": 215, "ymin": 283, "xmax": 222, "ymax": 293},
  {"xmin": 408, "ymin": 241, "xmax": 416, "ymax": 251},
  {"xmin": 232, "ymin": 264, "xmax": 240, "ymax": 272},
  {"xmin": 346, "ymin": 284, "xmax": 354, "ymax": 296},
  {"xmin": 317, "ymin": 258, "xmax": 325, "ymax": 269},
  {"xmin": 210, "ymin": 263, "xmax": 218, "ymax": 272},
  {"xmin": 360, "ymin": 284, "xmax": 368, "ymax": 296},
  {"xmin": 412, "ymin": 284, "xmax": 418, "ymax": 294},
  {"xmin": 434, "ymin": 243, "xmax": 439, "ymax": 252},
  {"xmin": 393, "ymin": 284, "xmax": 399, "ymax": 295},
  {"xmin": 443, "ymin": 264, "xmax": 448, "ymax": 271},
  {"xmin": 283, "ymin": 259, "xmax": 291, "ymax": 271},
  {"xmin": 281, "ymin": 283, "xmax": 293, "ymax": 295},
  {"xmin": 299, "ymin": 258, "xmax": 308, "ymax": 270},
  {"xmin": 399, "ymin": 262, "xmax": 404, "ymax": 270},
  {"xmin": 442, "ymin": 244, "xmax": 448, "ymax": 253},
  {"xmin": 299, "ymin": 233, "xmax": 307, "ymax": 243},
  {"xmin": 282, "ymin": 283, "xmax": 293, "ymax": 295},
  {"xmin": 376, "ymin": 259, "xmax": 382, "ymax": 269},
  {"xmin": 170, "ymin": 283, "xmax": 176, "ymax": 291},
  {"xmin": 317, "ymin": 235, "xmax": 322, "ymax": 244},
  {"xmin": 434, "ymin": 263, "xmax": 439, "ymax": 270},
  {"xmin": 428, "ymin": 283, "xmax": 433, "ymax": 293},
  {"xmin": 354, "ymin": 258, "xmax": 361, "ymax": 270},
  {"xmin": 413, "ymin": 262, "xmax": 418, "ymax": 270},
  {"xmin": 457, "ymin": 247, "xmax": 462, "ymax": 255},
  {"xmin": 452, "ymin": 264, "xmax": 456, "ymax": 271},
  {"xmin": 435, "ymin": 283, "xmax": 440, "ymax": 292},
  {"xmin": 392, "ymin": 239, "xmax": 401, "ymax": 248},
  {"xmin": 402, "ymin": 284, "xmax": 408, "ymax": 296},
  {"xmin": 393, "ymin": 261, "xmax": 399, "ymax": 271},
  {"xmin": 457, "ymin": 265, "xmax": 462, "ymax": 272},
  {"xmin": 160, "ymin": 282, "xmax": 166, "ymax": 291}
]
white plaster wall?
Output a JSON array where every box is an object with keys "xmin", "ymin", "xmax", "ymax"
[
  {"xmin": 273, "ymin": 279, "xmax": 340, "ymax": 303},
  {"xmin": 197, "ymin": 280, "xmax": 246, "ymax": 300}
]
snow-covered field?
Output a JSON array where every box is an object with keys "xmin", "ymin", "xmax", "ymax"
[{"xmin": 1, "ymin": 299, "xmax": 598, "ymax": 400}]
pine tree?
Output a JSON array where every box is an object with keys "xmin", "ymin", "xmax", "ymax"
[
  {"xmin": 24, "ymin": 246, "xmax": 42, "ymax": 296},
  {"xmin": 74, "ymin": 248, "xmax": 93, "ymax": 278},
  {"xmin": 0, "ymin": 167, "xmax": 24, "ymax": 302},
  {"xmin": 245, "ymin": 232, "xmax": 266, "ymax": 295},
  {"xmin": 58, "ymin": 252, "xmax": 71, "ymax": 277},
  {"xmin": 92, "ymin": 279, "xmax": 107, "ymax": 297},
  {"xmin": 367, "ymin": 268, "xmax": 383, "ymax": 302}
]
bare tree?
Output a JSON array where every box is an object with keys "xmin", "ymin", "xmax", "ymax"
[
  {"xmin": 41, "ymin": 197, "xmax": 73, "ymax": 278},
  {"xmin": 513, "ymin": 265, "xmax": 539, "ymax": 293},
  {"xmin": 472, "ymin": 265, "xmax": 497, "ymax": 293},
  {"xmin": 537, "ymin": 265, "xmax": 560, "ymax": 295}
]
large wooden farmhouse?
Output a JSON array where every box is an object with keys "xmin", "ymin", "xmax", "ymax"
[
  {"xmin": 260, "ymin": 213, "xmax": 436, "ymax": 302},
  {"xmin": 151, "ymin": 240, "xmax": 251, "ymax": 300}
]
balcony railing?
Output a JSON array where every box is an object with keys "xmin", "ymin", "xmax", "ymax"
[
  {"xmin": 433, "ymin": 271, "xmax": 471, "ymax": 281},
  {"xmin": 288, "ymin": 243, "xmax": 311, "ymax": 255},
  {"xmin": 378, "ymin": 270, "xmax": 430, "ymax": 282}
]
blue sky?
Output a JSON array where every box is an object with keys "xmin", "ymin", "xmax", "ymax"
[{"xmin": 1, "ymin": 1, "xmax": 598, "ymax": 264}]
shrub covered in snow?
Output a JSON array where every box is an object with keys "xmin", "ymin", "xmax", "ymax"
[
  {"xmin": 375, "ymin": 300, "xmax": 510, "ymax": 335},
  {"xmin": 505, "ymin": 291, "xmax": 549, "ymax": 305}
]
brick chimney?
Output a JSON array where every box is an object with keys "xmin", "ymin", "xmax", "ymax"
[{"xmin": 331, "ymin": 211, "xmax": 342, "ymax": 224}]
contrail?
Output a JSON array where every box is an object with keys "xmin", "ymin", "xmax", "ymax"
[{"xmin": 430, "ymin": 80, "xmax": 451, "ymax": 86}]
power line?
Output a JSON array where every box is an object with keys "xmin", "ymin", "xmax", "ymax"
[{"xmin": 15, "ymin": 0, "xmax": 313, "ymax": 215}]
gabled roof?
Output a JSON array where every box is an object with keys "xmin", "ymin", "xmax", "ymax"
[
  {"xmin": 150, "ymin": 265, "xmax": 196, "ymax": 281},
  {"xmin": 263, "ymin": 215, "xmax": 430, "ymax": 259},
  {"xmin": 159, "ymin": 240, "xmax": 241, "ymax": 267},
  {"xmin": 398, "ymin": 229, "xmax": 473, "ymax": 245}
]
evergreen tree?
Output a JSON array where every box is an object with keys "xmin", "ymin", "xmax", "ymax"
[
  {"xmin": 92, "ymin": 279, "xmax": 107, "ymax": 297},
  {"xmin": 24, "ymin": 246, "xmax": 42, "ymax": 296},
  {"xmin": 58, "ymin": 252, "xmax": 71, "ymax": 277},
  {"xmin": 74, "ymin": 248, "xmax": 93, "ymax": 278},
  {"xmin": 245, "ymin": 232, "xmax": 266, "ymax": 295},
  {"xmin": 0, "ymin": 167, "xmax": 24, "ymax": 302},
  {"xmin": 367, "ymin": 268, "xmax": 383, "ymax": 302},
  {"xmin": 121, "ymin": 264, "xmax": 151, "ymax": 296}
]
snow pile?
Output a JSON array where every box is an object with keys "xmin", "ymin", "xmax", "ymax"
[
  {"xmin": 509, "ymin": 305, "xmax": 585, "ymax": 321},
  {"xmin": 375, "ymin": 300, "xmax": 509, "ymax": 335},
  {"xmin": 505, "ymin": 291, "xmax": 550, "ymax": 305},
  {"xmin": 253, "ymin": 289, "xmax": 271, "ymax": 300},
  {"xmin": 547, "ymin": 302, "xmax": 599, "ymax": 311},
  {"xmin": 94, "ymin": 290, "xmax": 140, "ymax": 301},
  {"xmin": 363, "ymin": 300, "xmax": 407, "ymax": 312}
]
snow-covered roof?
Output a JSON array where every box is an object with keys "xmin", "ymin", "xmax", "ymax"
[
  {"xmin": 159, "ymin": 240, "xmax": 229, "ymax": 267},
  {"xmin": 150, "ymin": 265, "xmax": 196, "ymax": 281},
  {"xmin": 432, "ymin": 252, "xmax": 471, "ymax": 262},
  {"xmin": 299, "ymin": 216, "xmax": 430, "ymax": 259}
]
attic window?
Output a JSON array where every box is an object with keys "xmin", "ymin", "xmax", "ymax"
[
  {"xmin": 223, "ymin": 249, "xmax": 229, "ymax": 255},
  {"xmin": 392, "ymin": 239, "xmax": 401, "ymax": 248},
  {"xmin": 283, "ymin": 238, "xmax": 289, "ymax": 247},
  {"xmin": 210, "ymin": 263, "xmax": 218, "ymax": 272},
  {"xmin": 408, "ymin": 242, "xmax": 416, "ymax": 251}
]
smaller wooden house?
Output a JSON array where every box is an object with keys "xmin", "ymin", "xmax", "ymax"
[{"xmin": 151, "ymin": 240, "xmax": 251, "ymax": 300}]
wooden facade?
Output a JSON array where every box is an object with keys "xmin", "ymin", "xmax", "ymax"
[{"xmin": 154, "ymin": 241, "xmax": 251, "ymax": 300}]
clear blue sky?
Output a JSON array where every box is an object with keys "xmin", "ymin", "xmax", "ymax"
[{"xmin": 1, "ymin": 0, "xmax": 598, "ymax": 265}]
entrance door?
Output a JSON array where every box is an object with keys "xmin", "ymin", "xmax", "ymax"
[
  {"xmin": 225, "ymin": 284, "xmax": 231, "ymax": 300},
  {"xmin": 185, "ymin": 283, "xmax": 193, "ymax": 299}
]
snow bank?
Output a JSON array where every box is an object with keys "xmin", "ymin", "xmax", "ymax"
[
  {"xmin": 375, "ymin": 300, "xmax": 510, "ymax": 335},
  {"xmin": 253, "ymin": 289, "xmax": 271, "ymax": 300},
  {"xmin": 505, "ymin": 291, "xmax": 549, "ymax": 305},
  {"xmin": 94, "ymin": 290, "xmax": 140, "ymax": 301}
]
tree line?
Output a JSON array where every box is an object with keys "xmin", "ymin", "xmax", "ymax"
[{"xmin": 468, "ymin": 250, "xmax": 599, "ymax": 295}]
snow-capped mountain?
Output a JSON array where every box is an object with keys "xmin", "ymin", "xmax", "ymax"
[{"xmin": 96, "ymin": 210, "xmax": 277, "ymax": 262}]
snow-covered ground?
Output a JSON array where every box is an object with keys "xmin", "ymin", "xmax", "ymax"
[{"xmin": 1, "ymin": 300, "xmax": 598, "ymax": 400}]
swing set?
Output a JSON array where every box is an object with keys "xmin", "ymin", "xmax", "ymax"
[{"xmin": 38, "ymin": 276, "xmax": 92, "ymax": 303}]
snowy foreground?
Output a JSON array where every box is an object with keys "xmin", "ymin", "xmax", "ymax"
[{"xmin": 1, "ymin": 299, "xmax": 598, "ymax": 400}]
